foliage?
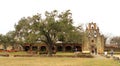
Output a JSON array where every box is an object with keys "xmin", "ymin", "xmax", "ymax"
[
  {"xmin": 110, "ymin": 36, "xmax": 120, "ymax": 45},
  {"xmin": 14, "ymin": 10, "xmax": 83, "ymax": 56},
  {"xmin": 6, "ymin": 31, "xmax": 16, "ymax": 45},
  {"xmin": 0, "ymin": 31, "xmax": 16, "ymax": 49},
  {"xmin": 0, "ymin": 10, "xmax": 83, "ymax": 56}
]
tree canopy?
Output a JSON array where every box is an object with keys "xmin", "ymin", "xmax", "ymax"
[
  {"xmin": 14, "ymin": 10, "xmax": 83, "ymax": 56},
  {"xmin": 0, "ymin": 10, "xmax": 83, "ymax": 56},
  {"xmin": 110, "ymin": 36, "xmax": 120, "ymax": 45}
]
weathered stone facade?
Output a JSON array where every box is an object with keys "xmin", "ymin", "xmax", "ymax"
[
  {"xmin": 82, "ymin": 22, "xmax": 104, "ymax": 54},
  {"xmin": 24, "ymin": 43, "xmax": 82, "ymax": 52}
]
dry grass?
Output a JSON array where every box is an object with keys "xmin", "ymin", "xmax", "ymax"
[
  {"xmin": 0, "ymin": 57, "xmax": 120, "ymax": 66},
  {"xmin": 0, "ymin": 52, "xmax": 120, "ymax": 66}
]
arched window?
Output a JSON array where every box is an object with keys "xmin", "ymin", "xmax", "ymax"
[
  {"xmin": 91, "ymin": 40, "xmax": 94, "ymax": 43},
  {"xmin": 57, "ymin": 46, "xmax": 63, "ymax": 51},
  {"xmin": 91, "ymin": 24, "xmax": 94, "ymax": 29},
  {"xmin": 40, "ymin": 46, "xmax": 46, "ymax": 51},
  {"xmin": 65, "ymin": 46, "xmax": 72, "ymax": 52}
]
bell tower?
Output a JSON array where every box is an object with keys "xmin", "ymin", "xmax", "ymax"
[{"xmin": 82, "ymin": 22, "xmax": 104, "ymax": 54}]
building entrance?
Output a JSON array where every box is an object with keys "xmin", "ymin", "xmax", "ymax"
[{"xmin": 91, "ymin": 45, "xmax": 97, "ymax": 54}]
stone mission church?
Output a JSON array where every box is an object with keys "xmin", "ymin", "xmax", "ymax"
[{"xmin": 82, "ymin": 22, "xmax": 104, "ymax": 54}]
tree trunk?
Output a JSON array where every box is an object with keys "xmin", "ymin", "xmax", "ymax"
[
  {"xmin": 37, "ymin": 46, "xmax": 39, "ymax": 55},
  {"xmin": 47, "ymin": 44, "xmax": 53, "ymax": 56},
  {"xmin": 29, "ymin": 44, "xmax": 33, "ymax": 54}
]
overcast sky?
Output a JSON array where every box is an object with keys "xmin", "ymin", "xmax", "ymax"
[{"xmin": 0, "ymin": 0, "xmax": 120, "ymax": 36}]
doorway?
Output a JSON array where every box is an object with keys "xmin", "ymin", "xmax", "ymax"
[{"xmin": 91, "ymin": 46, "xmax": 97, "ymax": 54}]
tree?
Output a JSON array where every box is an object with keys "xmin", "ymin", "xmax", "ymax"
[
  {"xmin": 0, "ymin": 34, "xmax": 3, "ymax": 44},
  {"xmin": 14, "ymin": 17, "xmax": 30, "ymax": 44},
  {"xmin": 14, "ymin": 17, "xmax": 39, "ymax": 52},
  {"xmin": 66, "ymin": 25, "xmax": 84, "ymax": 43},
  {"xmin": 110, "ymin": 36, "xmax": 120, "ymax": 45},
  {"xmin": 0, "ymin": 34, "xmax": 9, "ymax": 49},
  {"xmin": 0, "ymin": 34, "xmax": 5, "ymax": 49},
  {"xmin": 37, "ymin": 10, "xmax": 75, "ymax": 56},
  {"xmin": 0, "ymin": 31, "xmax": 16, "ymax": 50},
  {"xmin": 14, "ymin": 10, "xmax": 83, "ymax": 56},
  {"xmin": 6, "ymin": 31, "xmax": 16, "ymax": 45}
]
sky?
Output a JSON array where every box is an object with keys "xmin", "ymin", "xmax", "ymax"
[{"xmin": 0, "ymin": 0, "xmax": 120, "ymax": 37}]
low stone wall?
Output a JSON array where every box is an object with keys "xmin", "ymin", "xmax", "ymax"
[
  {"xmin": 0, "ymin": 54, "xmax": 9, "ymax": 57},
  {"xmin": 14, "ymin": 55, "xmax": 33, "ymax": 57}
]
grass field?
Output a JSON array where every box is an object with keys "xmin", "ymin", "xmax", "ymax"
[
  {"xmin": 0, "ymin": 52, "xmax": 120, "ymax": 66},
  {"xmin": 0, "ymin": 57, "xmax": 120, "ymax": 66}
]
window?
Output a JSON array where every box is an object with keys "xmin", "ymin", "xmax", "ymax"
[
  {"xmin": 91, "ymin": 40, "xmax": 94, "ymax": 43},
  {"xmin": 91, "ymin": 24, "xmax": 94, "ymax": 29}
]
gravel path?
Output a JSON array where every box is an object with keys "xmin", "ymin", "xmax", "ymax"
[{"xmin": 93, "ymin": 54, "xmax": 106, "ymax": 59}]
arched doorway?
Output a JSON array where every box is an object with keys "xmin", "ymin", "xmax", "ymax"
[
  {"xmin": 65, "ymin": 46, "xmax": 72, "ymax": 52},
  {"xmin": 40, "ymin": 46, "xmax": 47, "ymax": 51},
  {"xmin": 91, "ymin": 45, "xmax": 97, "ymax": 54},
  {"xmin": 75, "ymin": 46, "xmax": 82, "ymax": 52},
  {"xmin": 24, "ymin": 46, "xmax": 30, "ymax": 51},
  {"xmin": 57, "ymin": 46, "xmax": 63, "ymax": 51},
  {"xmin": 39, "ymin": 46, "xmax": 47, "ymax": 54}
]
